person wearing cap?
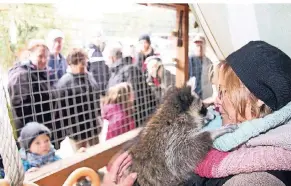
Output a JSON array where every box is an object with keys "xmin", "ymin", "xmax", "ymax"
[
  {"xmin": 47, "ymin": 29, "xmax": 67, "ymax": 84},
  {"xmin": 137, "ymin": 34, "xmax": 155, "ymax": 73},
  {"xmin": 144, "ymin": 56, "xmax": 176, "ymax": 102},
  {"xmin": 111, "ymin": 41, "xmax": 291, "ymax": 186},
  {"xmin": 8, "ymin": 39, "xmax": 53, "ymax": 138},
  {"xmin": 182, "ymin": 41, "xmax": 291, "ymax": 185},
  {"xmin": 189, "ymin": 33, "xmax": 213, "ymax": 102},
  {"xmin": 18, "ymin": 122, "xmax": 60, "ymax": 172}
]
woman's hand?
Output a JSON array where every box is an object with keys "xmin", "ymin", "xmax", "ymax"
[{"xmin": 102, "ymin": 151, "xmax": 137, "ymax": 186}]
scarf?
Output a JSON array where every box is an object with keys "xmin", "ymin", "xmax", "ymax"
[
  {"xmin": 195, "ymin": 146, "xmax": 291, "ymax": 178},
  {"xmin": 20, "ymin": 146, "xmax": 60, "ymax": 168},
  {"xmin": 195, "ymin": 117, "xmax": 291, "ymax": 178},
  {"xmin": 213, "ymin": 101, "xmax": 291, "ymax": 151}
]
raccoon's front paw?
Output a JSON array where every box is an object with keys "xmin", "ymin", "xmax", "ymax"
[
  {"xmin": 223, "ymin": 124, "xmax": 238, "ymax": 133},
  {"xmin": 210, "ymin": 124, "xmax": 238, "ymax": 140}
]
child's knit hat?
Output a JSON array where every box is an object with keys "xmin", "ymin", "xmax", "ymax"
[{"xmin": 19, "ymin": 122, "xmax": 51, "ymax": 150}]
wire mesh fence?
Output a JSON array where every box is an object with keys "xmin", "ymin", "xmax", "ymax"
[
  {"xmin": 1, "ymin": 3, "xmax": 191, "ymax": 157},
  {"xmin": 0, "ymin": 3, "xmax": 220, "ymax": 182}
]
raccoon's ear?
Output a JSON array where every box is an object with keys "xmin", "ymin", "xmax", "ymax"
[{"xmin": 186, "ymin": 77, "xmax": 197, "ymax": 96}]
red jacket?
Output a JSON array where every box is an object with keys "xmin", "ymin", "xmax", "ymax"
[{"xmin": 102, "ymin": 104, "xmax": 135, "ymax": 140}]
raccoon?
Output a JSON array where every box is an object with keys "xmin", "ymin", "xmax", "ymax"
[{"xmin": 120, "ymin": 82, "xmax": 236, "ymax": 186}]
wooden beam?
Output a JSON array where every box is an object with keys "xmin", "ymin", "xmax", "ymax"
[
  {"xmin": 25, "ymin": 128, "xmax": 142, "ymax": 186},
  {"xmin": 175, "ymin": 5, "xmax": 189, "ymax": 87}
]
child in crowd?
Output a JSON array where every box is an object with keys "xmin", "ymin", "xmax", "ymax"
[
  {"xmin": 18, "ymin": 122, "xmax": 61, "ymax": 172},
  {"xmin": 101, "ymin": 82, "xmax": 135, "ymax": 140}
]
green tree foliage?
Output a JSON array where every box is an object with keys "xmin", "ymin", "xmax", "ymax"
[
  {"xmin": 0, "ymin": 4, "xmax": 72, "ymax": 136},
  {"xmin": 0, "ymin": 7, "xmax": 13, "ymax": 70},
  {"xmin": 0, "ymin": 4, "xmax": 72, "ymax": 70}
]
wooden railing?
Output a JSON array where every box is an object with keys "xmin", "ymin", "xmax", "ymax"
[{"xmin": 25, "ymin": 128, "xmax": 142, "ymax": 186}]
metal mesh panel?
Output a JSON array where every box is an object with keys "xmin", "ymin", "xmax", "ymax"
[
  {"xmin": 0, "ymin": 4, "xmax": 222, "ymax": 184},
  {"xmin": 1, "ymin": 3, "xmax": 190, "ymax": 157}
]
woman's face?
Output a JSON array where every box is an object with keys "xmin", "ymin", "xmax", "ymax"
[
  {"xmin": 215, "ymin": 65, "xmax": 254, "ymax": 125},
  {"xmin": 30, "ymin": 46, "xmax": 49, "ymax": 70},
  {"xmin": 215, "ymin": 66, "xmax": 239, "ymax": 125}
]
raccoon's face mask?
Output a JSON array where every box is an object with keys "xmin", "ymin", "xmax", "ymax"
[
  {"xmin": 200, "ymin": 103, "xmax": 216, "ymax": 124},
  {"xmin": 186, "ymin": 77, "xmax": 215, "ymax": 124}
]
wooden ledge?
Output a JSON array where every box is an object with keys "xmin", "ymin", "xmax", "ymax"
[{"xmin": 25, "ymin": 128, "xmax": 142, "ymax": 186}]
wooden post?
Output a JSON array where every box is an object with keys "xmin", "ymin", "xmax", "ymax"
[{"xmin": 175, "ymin": 4, "xmax": 189, "ymax": 87}]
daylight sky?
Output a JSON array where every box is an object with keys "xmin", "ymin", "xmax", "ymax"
[{"xmin": 54, "ymin": 1, "xmax": 143, "ymax": 18}]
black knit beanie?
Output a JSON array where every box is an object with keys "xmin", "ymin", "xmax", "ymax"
[
  {"xmin": 19, "ymin": 122, "xmax": 51, "ymax": 150},
  {"xmin": 139, "ymin": 34, "xmax": 151, "ymax": 44},
  {"xmin": 226, "ymin": 41, "xmax": 291, "ymax": 111}
]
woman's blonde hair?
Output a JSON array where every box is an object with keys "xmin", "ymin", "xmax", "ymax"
[
  {"xmin": 209, "ymin": 62, "xmax": 223, "ymax": 85},
  {"xmin": 101, "ymin": 82, "xmax": 134, "ymax": 116},
  {"xmin": 219, "ymin": 61, "xmax": 272, "ymax": 121}
]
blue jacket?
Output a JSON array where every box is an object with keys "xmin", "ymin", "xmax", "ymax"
[
  {"xmin": 48, "ymin": 53, "xmax": 67, "ymax": 84},
  {"xmin": 20, "ymin": 146, "xmax": 61, "ymax": 172}
]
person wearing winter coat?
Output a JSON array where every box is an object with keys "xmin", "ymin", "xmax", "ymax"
[
  {"xmin": 87, "ymin": 43, "xmax": 110, "ymax": 93},
  {"xmin": 185, "ymin": 41, "xmax": 291, "ymax": 186},
  {"xmin": 144, "ymin": 56, "xmax": 176, "ymax": 103},
  {"xmin": 47, "ymin": 29, "xmax": 67, "ymax": 85},
  {"xmin": 137, "ymin": 34, "xmax": 155, "ymax": 74},
  {"xmin": 101, "ymin": 82, "xmax": 135, "ymax": 140},
  {"xmin": 188, "ymin": 34, "xmax": 213, "ymax": 100},
  {"xmin": 109, "ymin": 41, "xmax": 291, "ymax": 186},
  {"xmin": 8, "ymin": 40, "xmax": 54, "ymax": 138},
  {"xmin": 54, "ymin": 48, "xmax": 101, "ymax": 149},
  {"xmin": 18, "ymin": 122, "xmax": 60, "ymax": 172}
]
